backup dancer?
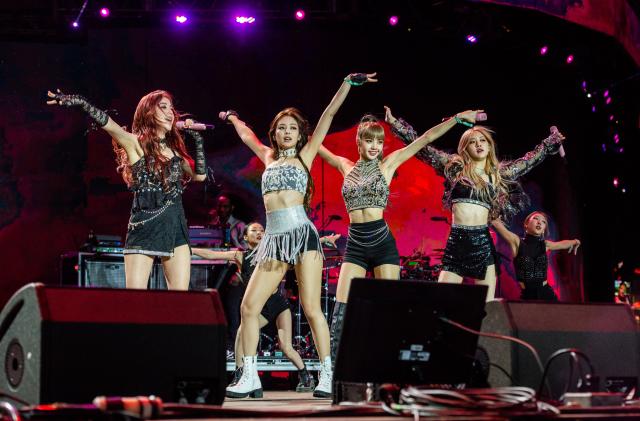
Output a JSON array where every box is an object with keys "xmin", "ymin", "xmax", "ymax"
[
  {"xmin": 492, "ymin": 212, "xmax": 580, "ymax": 300},
  {"xmin": 222, "ymin": 73, "xmax": 376, "ymax": 398},
  {"xmin": 47, "ymin": 89, "xmax": 206, "ymax": 290},
  {"xmin": 318, "ymin": 108, "xmax": 482, "ymax": 362},
  {"xmin": 387, "ymin": 108, "xmax": 565, "ymax": 300}
]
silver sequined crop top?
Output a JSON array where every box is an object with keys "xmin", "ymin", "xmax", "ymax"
[
  {"xmin": 262, "ymin": 164, "xmax": 308, "ymax": 195},
  {"xmin": 342, "ymin": 159, "xmax": 389, "ymax": 212}
]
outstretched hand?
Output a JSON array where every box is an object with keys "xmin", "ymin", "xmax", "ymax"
[
  {"xmin": 456, "ymin": 109, "xmax": 485, "ymax": 124},
  {"xmin": 46, "ymin": 89, "xmax": 66, "ymax": 105},
  {"xmin": 383, "ymin": 105, "xmax": 397, "ymax": 125},
  {"xmin": 567, "ymin": 239, "xmax": 581, "ymax": 255},
  {"xmin": 346, "ymin": 72, "xmax": 378, "ymax": 85},
  {"xmin": 322, "ymin": 233, "xmax": 342, "ymax": 248}
]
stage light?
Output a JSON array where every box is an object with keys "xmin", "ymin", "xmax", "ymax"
[
  {"xmin": 566, "ymin": 54, "xmax": 574, "ymax": 64},
  {"xmin": 389, "ymin": 16, "xmax": 399, "ymax": 26},
  {"xmin": 175, "ymin": 15, "xmax": 188, "ymax": 24},
  {"xmin": 295, "ymin": 10, "xmax": 305, "ymax": 20},
  {"xmin": 71, "ymin": 21, "xmax": 79, "ymax": 28},
  {"xmin": 591, "ymin": 105, "xmax": 596, "ymax": 112},
  {"xmin": 606, "ymin": 97, "xmax": 612, "ymax": 105},
  {"xmin": 587, "ymin": 93, "xmax": 592, "ymax": 98},
  {"xmin": 99, "ymin": 7, "xmax": 110, "ymax": 18},
  {"xmin": 609, "ymin": 115, "xmax": 614, "ymax": 121},
  {"xmin": 235, "ymin": 16, "xmax": 256, "ymax": 24},
  {"xmin": 603, "ymin": 90, "xmax": 610, "ymax": 97},
  {"xmin": 619, "ymin": 147, "xmax": 624, "ymax": 153},
  {"xmin": 613, "ymin": 177, "xmax": 619, "ymax": 187},
  {"xmin": 602, "ymin": 144, "xmax": 607, "ymax": 152},
  {"xmin": 614, "ymin": 133, "xmax": 620, "ymax": 144},
  {"xmin": 540, "ymin": 45, "xmax": 548, "ymax": 55},
  {"xmin": 466, "ymin": 34, "xmax": 477, "ymax": 43},
  {"xmin": 622, "ymin": 188, "xmax": 627, "ymax": 193}
]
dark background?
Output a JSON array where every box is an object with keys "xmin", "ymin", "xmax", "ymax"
[{"xmin": 1, "ymin": 0, "xmax": 638, "ymax": 307}]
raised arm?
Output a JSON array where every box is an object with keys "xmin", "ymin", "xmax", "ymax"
[
  {"xmin": 317, "ymin": 146, "xmax": 353, "ymax": 177},
  {"xmin": 386, "ymin": 107, "xmax": 452, "ymax": 175},
  {"xmin": 491, "ymin": 219, "xmax": 520, "ymax": 258},
  {"xmin": 299, "ymin": 73, "xmax": 377, "ymax": 165},
  {"xmin": 219, "ymin": 110, "xmax": 274, "ymax": 165},
  {"xmin": 47, "ymin": 89, "xmax": 140, "ymax": 160},
  {"xmin": 383, "ymin": 109, "xmax": 481, "ymax": 175},
  {"xmin": 500, "ymin": 127, "xmax": 565, "ymax": 180},
  {"xmin": 180, "ymin": 120, "xmax": 207, "ymax": 182},
  {"xmin": 546, "ymin": 238, "xmax": 581, "ymax": 255}
]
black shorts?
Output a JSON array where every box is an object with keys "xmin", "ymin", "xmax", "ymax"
[
  {"xmin": 260, "ymin": 293, "xmax": 291, "ymax": 322},
  {"xmin": 124, "ymin": 200, "xmax": 190, "ymax": 257},
  {"xmin": 343, "ymin": 219, "xmax": 400, "ymax": 270},
  {"xmin": 441, "ymin": 224, "xmax": 499, "ymax": 279},
  {"xmin": 272, "ymin": 229, "xmax": 321, "ymax": 264},
  {"xmin": 521, "ymin": 283, "xmax": 558, "ymax": 301}
]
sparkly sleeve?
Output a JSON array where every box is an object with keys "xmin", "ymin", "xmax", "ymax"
[
  {"xmin": 54, "ymin": 94, "xmax": 109, "ymax": 127},
  {"xmin": 500, "ymin": 132, "xmax": 562, "ymax": 180},
  {"xmin": 184, "ymin": 129, "xmax": 206, "ymax": 175},
  {"xmin": 389, "ymin": 117, "xmax": 451, "ymax": 175}
]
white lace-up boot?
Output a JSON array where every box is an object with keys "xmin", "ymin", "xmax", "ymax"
[
  {"xmin": 226, "ymin": 355, "xmax": 263, "ymax": 398},
  {"xmin": 313, "ymin": 356, "xmax": 332, "ymax": 398}
]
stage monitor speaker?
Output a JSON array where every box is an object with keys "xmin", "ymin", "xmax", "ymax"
[
  {"xmin": 334, "ymin": 279, "xmax": 487, "ymax": 402},
  {"xmin": 0, "ymin": 283, "xmax": 227, "ymax": 406},
  {"xmin": 480, "ymin": 301, "xmax": 640, "ymax": 398}
]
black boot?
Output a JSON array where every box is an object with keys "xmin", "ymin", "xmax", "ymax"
[
  {"xmin": 295, "ymin": 365, "xmax": 316, "ymax": 392},
  {"xmin": 229, "ymin": 366, "xmax": 243, "ymax": 386},
  {"xmin": 329, "ymin": 301, "xmax": 347, "ymax": 368}
]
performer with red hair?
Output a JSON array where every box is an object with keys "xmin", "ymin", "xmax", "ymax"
[{"xmin": 47, "ymin": 89, "xmax": 207, "ymax": 290}]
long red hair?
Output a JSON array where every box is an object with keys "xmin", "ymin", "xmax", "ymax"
[{"xmin": 113, "ymin": 90, "xmax": 194, "ymax": 189}]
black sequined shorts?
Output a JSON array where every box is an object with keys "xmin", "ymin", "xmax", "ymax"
[
  {"xmin": 124, "ymin": 201, "xmax": 190, "ymax": 257},
  {"xmin": 343, "ymin": 219, "xmax": 400, "ymax": 270},
  {"xmin": 520, "ymin": 283, "xmax": 558, "ymax": 301},
  {"xmin": 441, "ymin": 224, "xmax": 499, "ymax": 279},
  {"xmin": 260, "ymin": 293, "xmax": 291, "ymax": 322}
]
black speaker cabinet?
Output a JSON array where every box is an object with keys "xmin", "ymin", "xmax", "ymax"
[
  {"xmin": 0, "ymin": 283, "xmax": 227, "ymax": 406},
  {"xmin": 480, "ymin": 301, "xmax": 640, "ymax": 397}
]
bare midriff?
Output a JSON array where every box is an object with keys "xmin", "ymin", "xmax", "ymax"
[
  {"xmin": 263, "ymin": 190, "xmax": 305, "ymax": 211},
  {"xmin": 348, "ymin": 207, "xmax": 384, "ymax": 224},
  {"xmin": 451, "ymin": 202, "xmax": 490, "ymax": 226}
]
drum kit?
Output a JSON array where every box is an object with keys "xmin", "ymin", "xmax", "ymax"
[{"xmin": 399, "ymin": 248, "xmax": 444, "ymax": 282}]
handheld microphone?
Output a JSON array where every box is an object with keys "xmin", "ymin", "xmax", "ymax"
[
  {"xmin": 550, "ymin": 126, "xmax": 565, "ymax": 158},
  {"xmin": 176, "ymin": 121, "xmax": 215, "ymax": 131},
  {"xmin": 476, "ymin": 112, "xmax": 487, "ymax": 121}
]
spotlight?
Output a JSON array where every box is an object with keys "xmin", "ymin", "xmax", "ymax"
[
  {"xmin": 566, "ymin": 54, "xmax": 574, "ymax": 64},
  {"xmin": 295, "ymin": 10, "xmax": 305, "ymax": 20},
  {"xmin": 586, "ymin": 93, "xmax": 592, "ymax": 98},
  {"xmin": 99, "ymin": 7, "xmax": 110, "ymax": 18},
  {"xmin": 619, "ymin": 147, "xmax": 624, "ymax": 153},
  {"xmin": 389, "ymin": 16, "xmax": 399, "ymax": 26},
  {"xmin": 601, "ymin": 144, "xmax": 607, "ymax": 152},
  {"xmin": 605, "ymin": 97, "xmax": 612, "ymax": 105},
  {"xmin": 581, "ymin": 80, "xmax": 587, "ymax": 89},
  {"xmin": 71, "ymin": 21, "xmax": 79, "ymax": 28},
  {"xmin": 609, "ymin": 115, "xmax": 614, "ymax": 121},
  {"xmin": 603, "ymin": 90, "xmax": 610, "ymax": 97},
  {"xmin": 591, "ymin": 105, "xmax": 596, "ymax": 112},
  {"xmin": 466, "ymin": 34, "xmax": 478, "ymax": 43},
  {"xmin": 540, "ymin": 45, "xmax": 548, "ymax": 55},
  {"xmin": 614, "ymin": 134, "xmax": 620, "ymax": 144},
  {"xmin": 175, "ymin": 15, "xmax": 188, "ymax": 24},
  {"xmin": 235, "ymin": 16, "xmax": 256, "ymax": 24},
  {"xmin": 613, "ymin": 177, "xmax": 619, "ymax": 188}
]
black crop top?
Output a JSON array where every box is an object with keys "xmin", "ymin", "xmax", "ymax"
[{"xmin": 514, "ymin": 234, "xmax": 548, "ymax": 285}]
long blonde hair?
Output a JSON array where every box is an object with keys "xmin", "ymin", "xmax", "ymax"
[{"xmin": 445, "ymin": 126, "xmax": 512, "ymax": 218}]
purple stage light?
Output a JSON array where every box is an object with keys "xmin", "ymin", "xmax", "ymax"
[
  {"xmin": 295, "ymin": 10, "xmax": 305, "ymax": 20},
  {"xmin": 613, "ymin": 177, "xmax": 619, "ymax": 188},
  {"xmin": 605, "ymin": 97, "xmax": 612, "ymax": 105},
  {"xmin": 566, "ymin": 54, "xmax": 574, "ymax": 64},
  {"xmin": 581, "ymin": 80, "xmax": 587, "ymax": 89},
  {"xmin": 71, "ymin": 21, "xmax": 79, "ymax": 28},
  {"xmin": 389, "ymin": 16, "xmax": 399, "ymax": 26},
  {"xmin": 591, "ymin": 105, "xmax": 596, "ymax": 112},
  {"xmin": 603, "ymin": 90, "xmax": 609, "ymax": 97},
  {"xmin": 235, "ymin": 16, "xmax": 256, "ymax": 24},
  {"xmin": 466, "ymin": 34, "xmax": 477, "ymax": 43},
  {"xmin": 619, "ymin": 147, "xmax": 624, "ymax": 153},
  {"xmin": 540, "ymin": 45, "xmax": 548, "ymax": 55},
  {"xmin": 175, "ymin": 15, "xmax": 188, "ymax": 24},
  {"xmin": 614, "ymin": 133, "xmax": 620, "ymax": 144},
  {"xmin": 601, "ymin": 144, "xmax": 606, "ymax": 152},
  {"xmin": 99, "ymin": 7, "xmax": 110, "ymax": 18},
  {"xmin": 609, "ymin": 115, "xmax": 614, "ymax": 121}
]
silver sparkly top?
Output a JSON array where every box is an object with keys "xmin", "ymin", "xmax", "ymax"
[
  {"xmin": 262, "ymin": 164, "xmax": 308, "ymax": 195},
  {"xmin": 342, "ymin": 159, "xmax": 389, "ymax": 212}
]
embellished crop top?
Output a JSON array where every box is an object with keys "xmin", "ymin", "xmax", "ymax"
[
  {"xmin": 130, "ymin": 152, "xmax": 184, "ymax": 210},
  {"xmin": 514, "ymin": 234, "xmax": 548, "ymax": 285},
  {"xmin": 450, "ymin": 176, "xmax": 496, "ymax": 210},
  {"xmin": 342, "ymin": 159, "xmax": 389, "ymax": 212},
  {"xmin": 261, "ymin": 164, "xmax": 308, "ymax": 195}
]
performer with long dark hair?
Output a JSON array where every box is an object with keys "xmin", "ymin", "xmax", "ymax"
[
  {"xmin": 492, "ymin": 211, "xmax": 580, "ymax": 300},
  {"xmin": 47, "ymin": 89, "xmax": 206, "ymax": 290},
  {"xmin": 318, "ymin": 108, "xmax": 482, "ymax": 361},
  {"xmin": 387, "ymin": 108, "xmax": 565, "ymax": 300},
  {"xmin": 221, "ymin": 72, "xmax": 376, "ymax": 398},
  {"xmin": 193, "ymin": 222, "xmax": 339, "ymax": 392}
]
